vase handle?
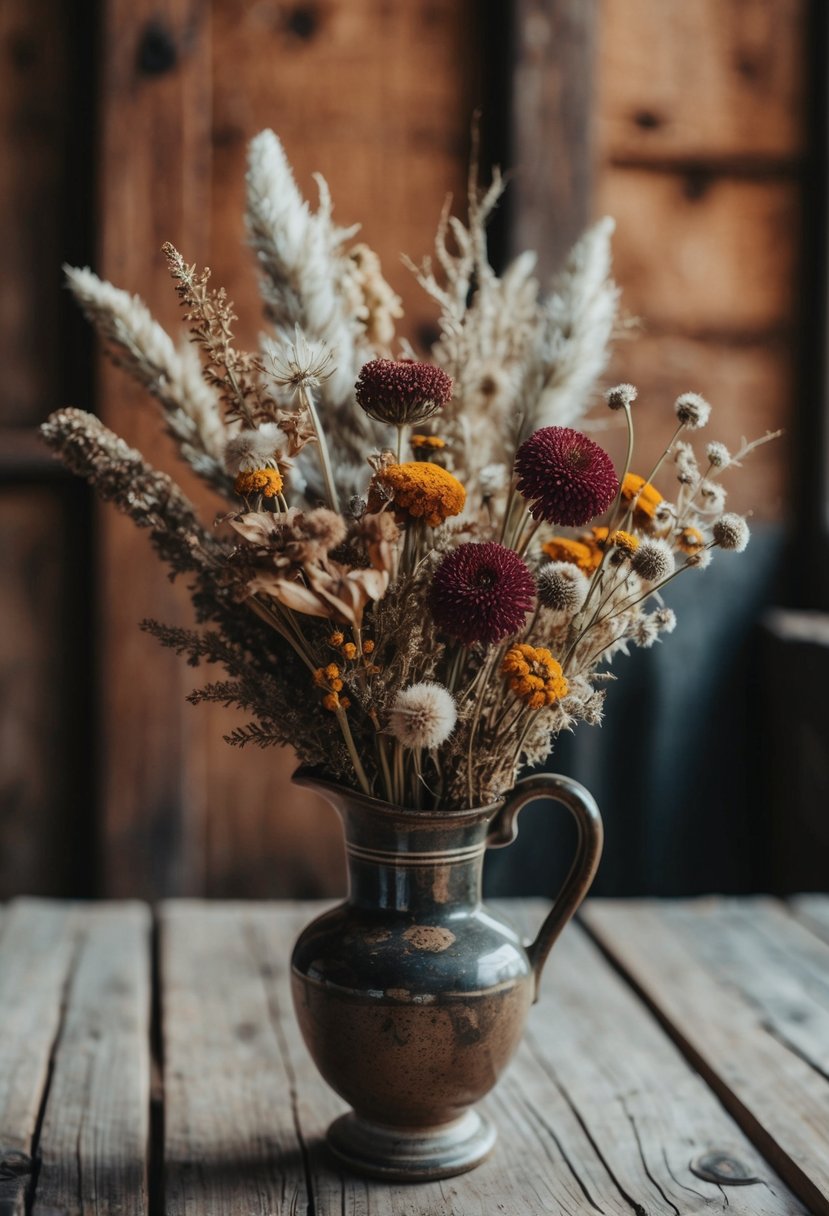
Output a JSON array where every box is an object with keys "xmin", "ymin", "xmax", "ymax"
[{"xmin": 487, "ymin": 773, "xmax": 603, "ymax": 1001}]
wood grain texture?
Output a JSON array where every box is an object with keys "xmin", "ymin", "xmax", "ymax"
[
  {"xmin": 509, "ymin": 0, "xmax": 597, "ymax": 279},
  {"xmin": 583, "ymin": 898, "xmax": 829, "ymax": 1216},
  {"xmin": 97, "ymin": 0, "xmax": 214, "ymax": 899},
  {"xmin": 0, "ymin": 0, "xmax": 70, "ymax": 426},
  {"xmin": 597, "ymin": 0, "xmax": 808, "ymax": 163},
  {"xmin": 33, "ymin": 904, "xmax": 151, "ymax": 1216},
  {"xmin": 0, "ymin": 490, "xmax": 79, "ymax": 897},
  {"xmin": 0, "ymin": 901, "xmax": 80, "ymax": 1216},
  {"xmin": 160, "ymin": 899, "xmax": 809, "ymax": 1215}
]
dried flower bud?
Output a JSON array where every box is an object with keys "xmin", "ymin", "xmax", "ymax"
[
  {"xmin": 699, "ymin": 481, "xmax": 727, "ymax": 513},
  {"xmin": 633, "ymin": 614, "xmax": 660, "ymax": 649},
  {"xmin": 605, "ymin": 383, "xmax": 637, "ymax": 411},
  {"xmin": 631, "ymin": 539, "xmax": 675, "ymax": 583},
  {"xmin": 686, "ymin": 547, "xmax": 713, "ymax": 570},
  {"xmin": 537, "ymin": 562, "xmax": 589, "ymax": 619},
  {"xmin": 712, "ymin": 513, "xmax": 750, "ymax": 552},
  {"xmin": 388, "ymin": 682, "xmax": 457, "ymax": 749},
  {"xmin": 675, "ymin": 392, "xmax": 712, "ymax": 429},
  {"xmin": 706, "ymin": 441, "xmax": 731, "ymax": 469},
  {"xmin": 355, "ymin": 358, "xmax": 452, "ymax": 425},
  {"xmin": 654, "ymin": 607, "xmax": 677, "ymax": 633}
]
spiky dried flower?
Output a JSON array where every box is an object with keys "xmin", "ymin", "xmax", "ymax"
[
  {"xmin": 430, "ymin": 542, "xmax": 535, "ymax": 645},
  {"xmin": 355, "ymin": 358, "xmax": 453, "ymax": 425},
  {"xmin": 631, "ymin": 539, "xmax": 675, "ymax": 583},
  {"xmin": 537, "ymin": 562, "xmax": 589, "ymax": 618},
  {"xmin": 712, "ymin": 513, "xmax": 750, "ymax": 552},
  {"xmin": 388, "ymin": 682, "xmax": 457, "ymax": 749},
  {"xmin": 605, "ymin": 383, "xmax": 637, "ymax": 411},
  {"xmin": 515, "ymin": 426, "xmax": 618, "ymax": 527},
  {"xmin": 675, "ymin": 392, "xmax": 711, "ymax": 430}
]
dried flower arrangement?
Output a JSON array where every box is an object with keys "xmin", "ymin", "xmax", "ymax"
[{"xmin": 42, "ymin": 130, "xmax": 779, "ymax": 811}]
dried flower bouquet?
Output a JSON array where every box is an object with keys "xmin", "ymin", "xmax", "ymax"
[{"xmin": 43, "ymin": 130, "xmax": 778, "ymax": 812}]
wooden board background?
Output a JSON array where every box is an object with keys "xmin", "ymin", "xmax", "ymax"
[{"xmin": 0, "ymin": 0, "xmax": 808, "ymax": 899}]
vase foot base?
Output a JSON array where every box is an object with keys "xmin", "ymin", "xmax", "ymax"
[{"xmin": 326, "ymin": 1109, "xmax": 496, "ymax": 1181}]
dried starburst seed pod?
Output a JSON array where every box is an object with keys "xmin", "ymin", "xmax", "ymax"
[
  {"xmin": 712, "ymin": 513, "xmax": 750, "ymax": 552},
  {"xmin": 631, "ymin": 539, "xmax": 675, "ymax": 583}
]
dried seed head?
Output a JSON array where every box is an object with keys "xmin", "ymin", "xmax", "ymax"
[
  {"xmin": 706, "ymin": 441, "xmax": 731, "ymax": 469},
  {"xmin": 712, "ymin": 513, "xmax": 750, "ymax": 552},
  {"xmin": 631, "ymin": 538, "xmax": 675, "ymax": 583},
  {"xmin": 537, "ymin": 561, "xmax": 589, "ymax": 619},
  {"xmin": 388, "ymin": 682, "xmax": 458, "ymax": 750},
  {"xmin": 675, "ymin": 392, "xmax": 712, "ymax": 429},
  {"xmin": 605, "ymin": 383, "xmax": 638, "ymax": 411}
]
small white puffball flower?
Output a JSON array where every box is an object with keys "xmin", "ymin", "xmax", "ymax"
[
  {"xmin": 699, "ymin": 481, "xmax": 727, "ymax": 513},
  {"xmin": 712, "ymin": 513, "xmax": 750, "ymax": 552},
  {"xmin": 706, "ymin": 441, "xmax": 731, "ymax": 469},
  {"xmin": 388, "ymin": 682, "xmax": 458, "ymax": 750},
  {"xmin": 582, "ymin": 690, "xmax": 605, "ymax": 726},
  {"xmin": 654, "ymin": 500, "xmax": 676, "ymax": 528},
  {"xmin": 225, "ymin": 423, "xmax": 284, "ymax": 473},
  {"xmin": 675, "ymin": 392, "xmax": 712, "ymax": 430},
  {"xmin": 654, "ymin": 607, "xmax": 677, "ymax": 634},
  {"xmin": 633, "ymin": 614, "xmax": 660, "ymax": 649},
  {"xmin": 674, "ymin": 442, "xmax": 698, "ymax": 486},
  {"xmin": 686, "ymin": 546, "xmax": 713, "ymax": 570},
  {"xmin": 605, "ymin": 383, "xmax": 638, "ymax": 411},
  {"xmin": 631, "ymin": 538, "xmax": 675, "ymax": 583},
  {"xmin": 479, "ymin": 463, "xmax": 508, "ymax": 498},
  {"xmin": 537, "ymin": 562, "xmax": 589, "ymax": 619}
]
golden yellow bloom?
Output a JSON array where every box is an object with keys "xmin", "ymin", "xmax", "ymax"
[
  {"xmin": 371, "ymin": 462, "xmax": 466, "ymax": 528},
  {"xmin": 410, "ymin": 434, "xmax": 446, "ymax": 450},
  {"xmin": 621, "ymin": 473, "xmax": 662, "ymax": 524},
  {"xmin": 542, "ymin": 536, "xmax": 602, "ymax": 574},
  {"xmin": 325, "ymin": 663, "xmax": 340, "ymax": 680},
  {"xmin": 678, "ymin": 526, "xmax": 705, "ymax": 554},
  {"xmin": 342, "ymin": 642, "xmax": 357, "ymax": 660},
  {"xmin": 322, "ymin": 692, "xmax": 351, "ymax": 712},
  {"xmin": 609, "ymin": 529, "xmax": 639, "ymax": 556},
  {"xmin": 328, "ymin": 630, "xmax": 345, "ymax": 647},
  {"xmin": 234, "ymin": 467, "xmax": 284, "ymax": 499},
  {"xmin": 501, "ymin": 643, "xmax": 569, "ymax": 710}
]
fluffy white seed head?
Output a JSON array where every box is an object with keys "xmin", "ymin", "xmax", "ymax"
[
  {"xmin": 654, "ymin": 607, "xmax": 677, "ymax": 634},
  {"xmin": 478, "ymin": 463, "xmax": 509, "ymax": 498},
  {"xmin": 225, "ymin": 423, "xmax": 286, "ymax": 473},
  {"xmin": 631, "ymin": 539, "xmax": 675, "ymax": 583},
  {"xmin": 686, "ymin": 546, "xmax": 713, "ymax": 570},
  {"xmin": 633, "ymin": 614, "xmax": 660, "ymax": 649},
  {"xmin": 712, "ymin": 513, "xmax": 750, "ymax": 552},
  {"xmin": 675, "ymin": 392, "xmax": 712, "ymax": 430},
  {"xmin": 605, "ymin": 383, "xmax": 637, "ymax": 411},
  {"xmin": 699, "ymin": 481, "xmax": 727, "ymax": 513},
  {"xmin": 537, "ymin": 562, "xmax": 590, "ymax": 619},
  {"xmin": 388, "ymin": 682, "xmax": 458, "ymax": 750},
  {"xmin": 706, "ymin": 441, "xmax": 731, "ymax": 469}
]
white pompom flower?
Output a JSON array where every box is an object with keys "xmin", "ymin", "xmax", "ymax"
[{"xmin": 388, "ymin": 683, "xmax": 458, "ymax": 750}]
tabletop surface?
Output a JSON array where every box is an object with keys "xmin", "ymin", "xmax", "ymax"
[{"xmin": 1, "ymin": 896, "xmax": 828, "ymax": 1216}]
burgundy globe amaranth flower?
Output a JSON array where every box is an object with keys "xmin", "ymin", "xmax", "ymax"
[
  {"xmin": 430, "ymin": 542, "xmax": 536, "ymax": 646},
  {"xmin": 514, "ymin": 426, "xmax": 619, "ymax": 527},
  {"xmin": 355, "ymin": 358, "xmax": 453, "ymax": 426}
]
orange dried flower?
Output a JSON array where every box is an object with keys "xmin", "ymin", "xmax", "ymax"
[
  {"xmin": 621, "ymin": 473, "xmax": 662, "ymax": 524},
  {"xmin": 609, "ymin": 529, "xmax": 639, "ymax": 556},
  {"xmin": 677, "ymin": 526, "xmax": 705, "ymax": 554},
  {"xmin": 501, "ymin": 643, "xmax": 569, "ymax": 710},
  {"xmin": 322, "ymin": 692, "xmax": 351, "ymax": 712},
  {"xmin": 342, "ymin": 642, "xmax": 357, "ymax": 660},
  {"xmin": 234, "ymin": 467, "xmax": 284, "ymax": 499},
  {"xmin": 542, "ymin": 536, "xmax": 602, "ymax": 574},
  {"xmin": 362, "ymin": 639, "xmax": 375, "ymax": 654},
  {"xmin": 328, "ymin": 631, "xmax": 345, "ymax": 647},
  {"xmin": 371, "ymin": 462, "xmax": 466, "ymax": 528},
  {"xmin": 410, "ymin": 434, "xmax": 446, "ymax": 449}
]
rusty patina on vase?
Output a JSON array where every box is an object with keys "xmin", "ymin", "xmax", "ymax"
[{"xmin": 290, "ymin": 769, "xmax": 603, "ymax": 1181}]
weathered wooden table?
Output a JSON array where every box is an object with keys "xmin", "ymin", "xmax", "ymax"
[{"xmin": 2, "ymin": 897, "xmax": 829, "ymax": 1216}]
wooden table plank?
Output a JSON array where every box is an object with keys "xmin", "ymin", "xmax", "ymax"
[
  {"xmin": 32, "ymin": 903, "xmax": 151, "ymax": 1216},
  {"xmin": 229, "ymin": 901, "xmax": 804, "ymax": 1215},
  {"xmin": 791, "ymin": 894, "xmax": 829, "ymax": 945},
  {"xmin": 0, "ymin": 900, "xmax": 81, "ymax": 1216},
  {"xmin": 159, "ymin": 902, "xmax": 311, "ymax": 1216},
  {"xmin": 583, "ymin": 897, "xmax": 829, "ymax": 1216}
]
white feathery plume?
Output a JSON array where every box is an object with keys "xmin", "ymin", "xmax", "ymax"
[
  {"xmin": 64, "ymin": 265, "xmax": 229, "ymax": 492},
  {"xmin": 524, "ymin": 217, "xmax": 619, "ymax": 433}
]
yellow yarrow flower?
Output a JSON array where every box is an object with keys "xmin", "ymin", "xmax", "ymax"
[
  {"xmin": 677, "ymin": 526, "xmax": 705, "ymax": 554},
  {"xmin": 501, "ymin": 643, "xmax": 569, "ymax": 710},
  {"xmin": 621, "ymin": 473, "xmax": 662, "ymax": 524},
  {"xmin": 542, "ymin": 536, "xmax": 602, "ymax": 574},
  {"xmin": 372, "ymin": 462, "xmax": 466, "ymax": 528},
  {"xmin": 234, "ymin": 467, "xmax": 283, "ymax": 499},
  {"xmin": 410, "ymin": 434, "xmax": 446, "ymax": 450}
]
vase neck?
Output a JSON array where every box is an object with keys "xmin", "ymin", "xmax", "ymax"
[{"xmin": 341, "ymin": 803, "xmax": 493, "ymax": 913}]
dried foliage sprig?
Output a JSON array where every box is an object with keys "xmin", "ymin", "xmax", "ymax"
[{"xmin": 46, "ymin": 131, "xmax": 777, "ymax": 813}]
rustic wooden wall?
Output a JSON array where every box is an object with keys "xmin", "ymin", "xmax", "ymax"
[
  {"xmin": 0, "ymin": 0, "xmax": 809, "ymax": 899},
  {"xmin": 594, "ymin": 0, "xmax": 806, "ymax": 516}
]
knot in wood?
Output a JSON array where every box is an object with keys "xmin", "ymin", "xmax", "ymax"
[{"xmin": 690, "ymin": 1150, "xmax": 760, "ymax": 1186}]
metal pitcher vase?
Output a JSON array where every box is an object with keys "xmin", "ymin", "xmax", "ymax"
[{"xmin": 290, "ymin": 767, "xmax": 603, "ymax": 1181}]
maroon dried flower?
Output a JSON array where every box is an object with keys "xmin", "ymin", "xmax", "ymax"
[
  {"xmin": 355, "ymin": 358, "xmax": 453, "ymax": 425},
  {"xmin": 430, "ymin": 542, "xmax": 535, "ymax": 646},
  {"xmin": 514, "ymin": 426, "xmax": 618, "ymax": 527}
]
